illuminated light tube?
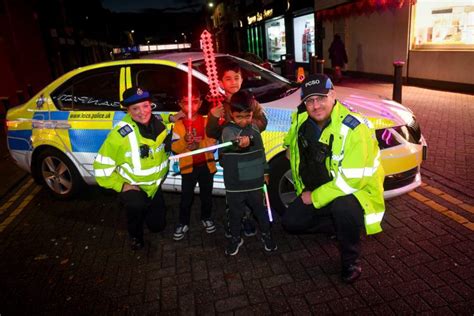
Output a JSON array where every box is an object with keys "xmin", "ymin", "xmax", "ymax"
[{"xmin": 169, "ymin": 141, "xmax": 234, "ymax": 160}]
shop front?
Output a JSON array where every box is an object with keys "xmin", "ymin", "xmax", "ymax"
[
  {"xmin": 264, "ymin": 16, "xmax": 287, "ymax": 62},
  {"xmin": 245, "ymin": 6, "xmax": 286, "ymax": 63},
  {"xmin": 293, "ymin": 12, "xmax": 315, "ymax": 64},
  {"xmin": 243, "ymin": 0, "xmax": 316, "ymax": 78},
  {"xmin": 316, "ymin": 0, "xmax": 473, "ymax": 91}
]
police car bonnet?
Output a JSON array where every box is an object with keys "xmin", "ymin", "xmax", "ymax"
[{"xmin": 301, "ymin": 74, "xmax": 334, "ymax": 101}]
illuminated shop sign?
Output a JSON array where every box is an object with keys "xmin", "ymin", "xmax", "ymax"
[{"xmin": 247, "ymin": 9, "xmax": 273, "ymax": 25}]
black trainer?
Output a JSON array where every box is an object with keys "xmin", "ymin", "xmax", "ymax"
[
  {"xmin": 130, "ymin": 237, "xmax": 144, "ymax": 251},
  {"xmin": 242, "ymin": 216, "xmax": 257, "ymax": 237},
  {"xmin": 225, "ymin": 237, "xmax": 244, "ymax": 256},
  {"xmin": 173, "ymin": 224, "xmax": 189, "ymax": 241},
  {"xmin": 261, "ymin": 233, "xmax": 277, "ymax": 252},
  {"xmin": 341, "ymin": 262, "xmax": 362, "ymax": 284}
]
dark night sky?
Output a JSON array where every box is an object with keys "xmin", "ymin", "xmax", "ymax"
[{"xmin": 101, "ymin": 0, "xmax": 206, "ymax": 12}]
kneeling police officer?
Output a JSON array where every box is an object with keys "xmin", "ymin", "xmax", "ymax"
[
  {"xmin": 94, "ymin": 87, "xmax": 173, "ymax": 250},
  {"xmin": 282, "ymin": 74, "xmax": 385, "ymax": 283}
]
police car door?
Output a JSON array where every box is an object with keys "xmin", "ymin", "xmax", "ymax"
[{"xmin": 50, "ymin": 66, "xmax": 123, "ymax": 185}]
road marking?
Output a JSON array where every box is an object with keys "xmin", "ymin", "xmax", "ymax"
[
  {"xmin": 408, "ymin": 190, "xmax": 474, "ymax": 232},
  {"xmin": 422, "ymin": 183, "xmax": 474, "ymax": 215},
  {"xmin": 0, "ymin": 178, "xmax": 34, "ymax": 214},
  {"xmin": 0, "ymin": 185, "xmax": 41, "ymax": 233}
]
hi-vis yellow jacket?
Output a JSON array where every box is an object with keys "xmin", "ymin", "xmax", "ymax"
[
  {"xmin": 284, "ymin": 101, "xmax": 385, "ymax": 234},
  {"xmin": 93, "ymin": 114, "xmax": 169, "ymax": 198}
]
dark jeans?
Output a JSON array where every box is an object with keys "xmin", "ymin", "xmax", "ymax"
[
  {"xmin": 179, "ymin": 165, "xmax": 214, "ymax": 225},
  {"xmin": 227, "ymin": 189, "xmax": 270, "ymax": 238},
  {"xmin": 119, "ymin": 188, "xmax": 167, "ymax": 240},
  {"xmin": 282, "ymin": 194, "xmax": 364, "ymax": 268}
]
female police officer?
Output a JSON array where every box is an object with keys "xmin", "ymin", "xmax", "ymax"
[
  {"xmin": 94, "ymin": 87, "xmax": 172, "ymax": 250},
  {"xmin": 282, "ymin": 74, "xmax": 385, "ymax": 283}
]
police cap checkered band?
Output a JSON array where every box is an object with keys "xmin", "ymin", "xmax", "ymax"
[
  {"xmin": 121, "ymin": 87, "xmax": 151, "ymax": 107},
  {"xmin": 300, "ymin": 74, "xmax": 334, "ymax": 101}
]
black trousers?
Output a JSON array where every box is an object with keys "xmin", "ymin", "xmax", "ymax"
[
  {"xmin": 227, "ymin": 190, "xmax": 271, "ymax": 238},
  {"xmin": 282, "ymin": 194, "xmax": 364, "ymax": 269},
  {"xmin": 119, "ymin": 188, "xmax": 167, "ymax": 240},
  {"xmin": 179, "ymin": 165, "xmax": 214, "ymax": 225}
]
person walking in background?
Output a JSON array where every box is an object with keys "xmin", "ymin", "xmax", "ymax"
[{"xmin": 328, "ymin": 34, "xmax": 348, "ymax": 83}]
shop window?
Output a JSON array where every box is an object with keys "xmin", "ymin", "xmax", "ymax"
[
  {"xmin": 412, "ymin": 0, "xmax": 474, "ymax": 50},
  {"xmin": 294, "ymin": 13, "xmax": 315, "ymax": 63},
  {"xmin": 265, "ymin": 17, "xmax": 287, "ymax": 62}
]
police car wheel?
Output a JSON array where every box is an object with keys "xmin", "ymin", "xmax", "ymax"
[
  {"xmin": 37, "ymin": 148, "xmax": 82, "ymax": 199},
  {"xmin": 268, "ymin": 155, "xmax": 297, "ymax": 215}
]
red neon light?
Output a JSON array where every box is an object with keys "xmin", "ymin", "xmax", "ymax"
[
  {"xmin": 200, "ymin": 30, "xmax": 223, "ymax": 108},
  {"xmin": 187, "ymin": 58, "xmax": 192, "ymax": 136}
]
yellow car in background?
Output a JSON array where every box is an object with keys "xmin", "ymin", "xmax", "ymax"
[{"xmin": 6, "ymin": 53, "xmax": 426, "ymax": 214}]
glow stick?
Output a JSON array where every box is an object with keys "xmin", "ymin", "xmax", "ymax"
[
  {"xmin": 200, "ymin": 30, "xmax": 224, "ymax": 123},
  {"xmin": 169, "ymin": 141, "xmax": 233, "ymax": 160},
  {"xmin": 187, "ymin": 58, "xmax": 192, "ymax": 123},
  {"xmin": 263, "ymin": 184, "xmax": 273, "ymax": 222}
]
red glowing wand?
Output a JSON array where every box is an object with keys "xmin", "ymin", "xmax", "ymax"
[
  {"xmin": 186, "ymin": 58, "xmax": 193, "ymax": 139},
  {"xmin": 200, "ymin": 30, "xmax": 224, "ymax": 123}
]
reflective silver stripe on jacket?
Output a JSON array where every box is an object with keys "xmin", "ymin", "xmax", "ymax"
[
  {"xmin": 117, "ymin": 121, "xmax": 168, "ymax": 176},
  {"xmin": 95, "ymin": 154, "xmax": 116, "ymax": 165},
  {"xmin": 340, "ymin": 150, "xmax": 381, "ymax": 179},
  {"xmin": 118, "ymin": 121, "xmax": 142, "ymax": 171},
  {"xmin": 365, "ymin": 212, "xmax": 385, "ymax": 225},
  {"xmin": 94, "ymin": 167, "xmax": 116, "ymax": 177},
  {"xmin": 121, "ymin": 160, "xmax": 168, "ymax": 177}
]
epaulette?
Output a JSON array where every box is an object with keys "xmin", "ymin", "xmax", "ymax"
[
  {"xmin": 118, "ymin": 125, "xmax": 133, "ymax": 137},
  {"xmin": 342, "ymin": 115, "xmax": 360, "ymax": 130}
]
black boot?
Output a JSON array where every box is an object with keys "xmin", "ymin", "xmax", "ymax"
[{"xmin": 341, "ymin": 261, "xmax": 362, "ymax": 283}]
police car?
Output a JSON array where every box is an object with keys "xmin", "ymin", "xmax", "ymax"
[{"xmin": 6, "ymin": 52, "xmax": 426, "ymax": 214}]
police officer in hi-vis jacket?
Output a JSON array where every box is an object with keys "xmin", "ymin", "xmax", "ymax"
[
  {"xmin": 94, "ymin": 87, "xmax": 174, "ymax": 250},
  {"xmin": 282, "ymin": 74, "xmax": 385, "ymax": 283}
]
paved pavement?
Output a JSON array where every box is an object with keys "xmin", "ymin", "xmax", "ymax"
[{"xmin": 0, "ymin": 78, "xmax": 473, "ymax": 314}]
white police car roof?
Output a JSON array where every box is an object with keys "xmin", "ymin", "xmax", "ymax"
[{"xmin": 141, "ymin": 52, "xmax": 227, "ymax": 64}]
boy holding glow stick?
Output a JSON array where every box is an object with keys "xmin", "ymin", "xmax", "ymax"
[
  {"xmin": 220, "ymin": 90, "xmax": 277, "ymax": 256},
  {"xmin": 171, "ymin": 85, "xmax": 217, "ymax": 240}
]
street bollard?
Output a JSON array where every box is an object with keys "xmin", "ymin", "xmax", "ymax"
[
  {"xmin": 393, "ymin": 61, "xmax": 405, "ymax": 103},
  {"xmin": 0, "ymin": 97, "xmax": 9, "ymax": 128},
  {"xmin": 0, "ymin": 97, "xmax": 10, "ymax": 111},
  {"xmin": 285, "ymin": 58, "xmax": 296, "ymax": 81},
  {"xmin": 316, "ymin": 59, "xmax": 325, "ymax": 74},
  {"xmin": 16, "ymin": 90, "xmax": 25, "ymax": 104},
  {"xmin": 310, "ymin": 55, "xmax": 318, "ymax": 75}
]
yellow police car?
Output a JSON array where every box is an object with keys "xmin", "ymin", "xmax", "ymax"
[{"xmin": 6, "ymin": 53, "xmax": 426, "ymax": 214}]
